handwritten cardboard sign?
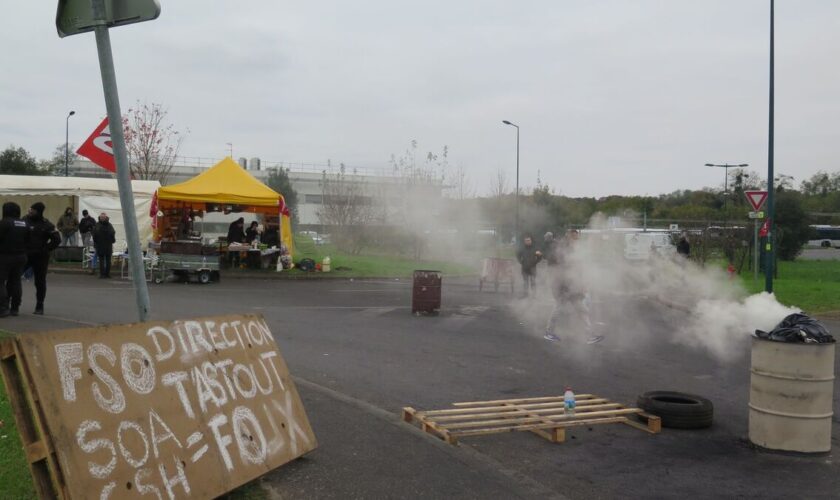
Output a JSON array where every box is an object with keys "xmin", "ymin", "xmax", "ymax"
[{"xmin": 12, "ymin": 315, "xmax": 316, "ymax": 499}]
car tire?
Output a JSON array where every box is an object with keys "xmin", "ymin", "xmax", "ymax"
[{"xmin": 636, "ymin": 391, "xmax": 713, "ymax": 429}]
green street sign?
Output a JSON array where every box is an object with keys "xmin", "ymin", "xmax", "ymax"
[
  {"xmin": 56, "ymin": 0, "xmax": 161, "ymax": 38},
  {"xmin": 748, "ymin": 211, "xmax": 765, "ymax": 219}
]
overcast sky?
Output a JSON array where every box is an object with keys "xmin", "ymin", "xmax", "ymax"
[{"xmin": 3, "ymin": 1, "xmax": 838, "ymax": 197}]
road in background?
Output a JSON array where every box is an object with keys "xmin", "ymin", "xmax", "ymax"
[{"xmin": 3, "ymin": 275, "xmax": 838, "ymax": 498}]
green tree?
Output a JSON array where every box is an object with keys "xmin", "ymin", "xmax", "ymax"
[
  {"xmin": 0, "ymin": 146, "xmax": 47, "ymax": 176},
  {"xmin": 265, "ymin": 167, "xmax": 299, "ymax": 224},
  {"xmin": 774, "ymin": 190, "xmax": 811, "ymax": 260}
]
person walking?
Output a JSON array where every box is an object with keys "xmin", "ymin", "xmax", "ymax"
[
  {"xmin": 516, "ymin": 235, "xmax": 542, "ymax": 297},
  {"xmin": 23, "ymin": 202, "xmax": 61, "ymax": 315},
  {"xmin": 79, "ymin": 209, "xmax": 96, "ymax": 248},
  {"xmin": 0, "ymin": 203, "xmax": 29, "ymax": 317},
  {"xmin": 544, "ymin": 229, "xmax": 601, "ymax": 344},
  {"xmin": 57, "ymin": 206, "xmax": 80, "ymax": 247},
  {"xmin": 93, "ymin": 213, "xmax": 116, "ymax": 279}
]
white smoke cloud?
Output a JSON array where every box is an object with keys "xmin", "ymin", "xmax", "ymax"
[{"xmin": 510, "ymin": 213, "xmax": 800, "ymax": 363}]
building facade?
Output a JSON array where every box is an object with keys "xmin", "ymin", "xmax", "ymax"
[{"xmin": 69, "ymin": 157, "xmax": 444, "ymax": 227}]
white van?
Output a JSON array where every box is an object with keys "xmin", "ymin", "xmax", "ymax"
[{"xmin": 623, "ymin": 232, "xmax": 676, "ymax": 260}]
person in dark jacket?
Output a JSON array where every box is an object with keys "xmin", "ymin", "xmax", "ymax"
[
  {"xmin": 543, "ymin": 231, "xmax": 558, "ymax": 267},
  {"xmin": 93, "ymin": 213, "xmax": 116, "ymax": 279},
  {"xmin": 516, "ymin": 235, "xmax": 542, "ymax": 297},
  {"xmin": 23, "ymin": 202, "xmax": 61, "ymax": 315},
  {"xmin": 227, "ymin": 217, "xmax": 245, "ymax": 267},
  {"xmin": 0, "ymin": 203, "xmax": 29, "ymax": 317},
  {"xmin": 676, "ymin": 233, "xmax": 690, "ymax": 258},
  {"xmin": 79, "ymin": 209, "xmax": 96, "ymax": 248},
  {"xmin": 245, "ymin": 221, "xmax": 260, "ymax": 244}
]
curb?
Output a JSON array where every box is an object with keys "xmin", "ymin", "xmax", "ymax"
[{"xmin": 48, "ymin": 266, "xmax": 478, "ymax": 282}]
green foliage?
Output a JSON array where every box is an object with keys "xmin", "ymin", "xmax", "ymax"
[
  {"xmin": 0, "ymin": 146, "xmax": 48, "ymax": 176},
  {"xmin": 265, "ymin": 167, "xmax": 299, "ymax": 224},
  {"xmin": 774, "ymin": 191, "xmax": 811, "ymax": 260}
]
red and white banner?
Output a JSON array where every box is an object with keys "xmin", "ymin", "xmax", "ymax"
[
  {"xmin": 759, "ymin": 218, "xmax": 772, "ymax": 238},
  {"xmin": 77, "ymin": 117, "xmax": 116, "ymax": 173}
]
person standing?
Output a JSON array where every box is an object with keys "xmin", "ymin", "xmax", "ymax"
[
  {"xmin": 516, "ymin": 235, "xmax": 542, "ymax": 297},
  {"xmin": 227, "ymin": 217, "xmax": 245, "ymax": 268},
  {"xmin": 23, "ymin": 202, "xmax": 61, "ymax": 315},
  {"xmin": 245, "ymin": 221, "xmax": 261, "ymax": 244},
  {"xmin": 676, "ymin": 232, "xmax": 690, "ymax": 259},
  {"xmin": 79, "ymin": 209, "xmax": 96, "ymax": 248},
  {"xmin": 57, "ymin": 206, "xmax": 80, "ymax": 246},
  {"xmin": 93, "ymin": 213, "xmax": 116, "ymax": 279},
  {"xmin": 0, "ymin": 203, "xmax": 29, "ymax": 317}
]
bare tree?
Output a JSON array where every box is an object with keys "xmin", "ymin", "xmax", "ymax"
[
  {"xmin": 489, "ymin": 169, "xmax": 509, "ymax": 198},
  {"xmin": 318, "ymin": 167, "xmax": 381, "ymax": 254},
  {"xmin": 450, "ymin": 163, "xmax": 474, "ymax": 200},
  {"xmin": 122, "ymin": 101, "xmax": 186, "ymax": 182}
]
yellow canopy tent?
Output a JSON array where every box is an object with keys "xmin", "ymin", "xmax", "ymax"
[{"xmin": 154, "ymin": 157, "xmax": 294, "ymax": 254}]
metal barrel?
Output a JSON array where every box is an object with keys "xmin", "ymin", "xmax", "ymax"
[
  {"xmin": 749, "ymin": 337, "xmax": 835, "ymax": 453},
  {"xmin": 412, "ymin": 270, "xmax": 442, "ymax": 314}
]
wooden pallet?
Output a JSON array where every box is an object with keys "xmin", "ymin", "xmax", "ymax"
[
  {"xmin": 403, "ymin": 394, "xmax": 661, "ymax": 445},
  {"xmin": 0, "ymin": 338, "xmax": 67, "ymax": 499}
]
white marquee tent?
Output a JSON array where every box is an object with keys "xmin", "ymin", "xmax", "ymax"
[{"xmin": 0, "ymin": 175, "xmax": 160, "ymax": 249}]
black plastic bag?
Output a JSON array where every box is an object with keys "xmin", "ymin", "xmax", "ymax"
[
  {"xmin": 297, "ymin": 258, "xmax": 316, "ymax": 272},
  {"xmin": 754, "ymin": 313, "xmax": 835, "ymax": 344}
]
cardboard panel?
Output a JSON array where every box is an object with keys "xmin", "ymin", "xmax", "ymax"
[{"xmin": 14, "ymin": 315, "xmax": 316, "ymax": 499}]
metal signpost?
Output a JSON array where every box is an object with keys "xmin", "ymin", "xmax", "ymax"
[
  {"xmin": 745, "ymin": 191, "xmax": 768, "ymax": 282},
  {"xmin": 56, "ymin": 0, "xmax": 161, "ymax": 321}
]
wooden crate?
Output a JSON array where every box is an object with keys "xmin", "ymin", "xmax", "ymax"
[
  {"xmin": 0, "ymin": 339, "xmax": 67, "ymax": 498},
  {"xmin": 403, "ymin": 393, "xmax": 660, "ymax": 445}
]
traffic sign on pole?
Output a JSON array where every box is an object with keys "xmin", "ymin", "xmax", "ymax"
[
  {"xmin": 56, "ymin": 0, "xmax": 160, "ymax": 38},
  {"xmin": 744, "ymin": 190, "xmax": 768, "ymax": 211}
]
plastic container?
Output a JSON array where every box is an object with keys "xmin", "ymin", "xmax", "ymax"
[
  {"xmin": 564, "ymin": 387, "xmax": 576, "ymax": 416},
  {"xmin": 322, "ymin": 256, "xmax": 331, "ymax": 272}
]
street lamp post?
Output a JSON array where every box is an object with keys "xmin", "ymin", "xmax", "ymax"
[
  {"xmin": 65, "ymin": 110, "xmax": 75, "ymax": 176},
  {"xmin": 705, "ymin": 163, "xmax": 748, "ymax": 223},
  {"xmin": 502, "ymin": 120, "xmax": 520, "ymax": 244}
]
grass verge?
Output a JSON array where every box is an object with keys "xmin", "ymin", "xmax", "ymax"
[{"xmin": 738, "ymin": 259, "xmax": 840, "ymax": 314}]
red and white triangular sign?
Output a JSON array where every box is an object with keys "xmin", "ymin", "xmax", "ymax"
[
  {"xmin": 77, "ymin": 117, "xmax": 116, "ymax": 173},
  {"xmin": 744, "ymin": 190, "xmax": 768, "ymax": 211}
]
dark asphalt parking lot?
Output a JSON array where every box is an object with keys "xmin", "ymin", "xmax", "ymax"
[{"xmin": 3, "ymin": 273, "xmax": 839, "ymax": 499}]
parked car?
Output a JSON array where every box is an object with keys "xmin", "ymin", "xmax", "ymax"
[
  {"xmin": 623, "ymin": 232, "xmax": 676, "ymax": 260},
  {"xmin": 299, "ymin": 230, "xmax": 324, "ymax": 245}
]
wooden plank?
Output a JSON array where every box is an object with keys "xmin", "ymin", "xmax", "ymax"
[
  {"xmin": 451, "ymin": 394, "xmax": 596, "ymax": 407},
  {"xmin": 431, "ymin": 403, "xmax": 622, "ymax": 422},
  {"xmin": 402, "ymin": 407, "xmax": 416, "ymax": 423},
  {"xmin": 440, "ymin": 408, "xmax": 642, "ymax": 431},
  {"xmin": 13, "ymin": 338, "xmax": 68, "ymax": 499},
  {"xmin": 25, "ymin": 441, "xmax": 48, "ymax": 462},
  {"xmin": 0, "ymin": 343, "xmax": 61, "ymax": 499},
  {"xmin": 501, "ymin": 402, "xmax": 563, "ymax": 444},
  {"xmin": 420, "ymin": 398, "xmax": 610, "ymax": 417},
  {"xmin": 453, "ymin": 417, "xmax": 629, "ymax": 438}
]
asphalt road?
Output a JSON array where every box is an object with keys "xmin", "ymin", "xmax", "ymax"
[
  {"xmin": 3, "ymin": 273, "xmax": 839, "ymax": 499},
  {"xmin": 801, "ymin": 248, "xmax": 840, "ymax": 260}
]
